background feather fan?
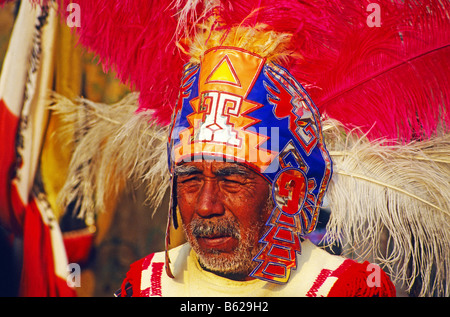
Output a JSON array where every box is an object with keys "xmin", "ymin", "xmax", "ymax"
[{"xmin": 323, "ymin": 119, "xmax": 450, "ymax": 296}]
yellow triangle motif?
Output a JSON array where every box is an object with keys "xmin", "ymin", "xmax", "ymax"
[{"xmin": 205, "ymin": 55, "xmax": 241, "ymax": 87}]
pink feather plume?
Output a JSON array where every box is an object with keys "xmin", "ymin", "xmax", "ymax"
[
  {"xmin": 301, "ymin": 0, "xmax": 450, "ymax": 143},
  {"xmin": 61, "ymin": 0, "xmax": 204, "ymax": 125},
  {"xmin": 57, "ymin": 0, "xmax": 448, "ymax": 142}
]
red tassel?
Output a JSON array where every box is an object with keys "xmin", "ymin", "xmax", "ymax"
[
  {"xmin": 63, "ymin": 227, "xmax": 95, "ymax": 266},
  {"xmin": 327, "ymin": 261, "xmax": 396, "ymax": 297}
]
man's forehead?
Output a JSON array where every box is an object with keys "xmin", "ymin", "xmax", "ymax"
[{"xmin": 174, "ymin": 161, "xmax": 254, "ymax": 175}]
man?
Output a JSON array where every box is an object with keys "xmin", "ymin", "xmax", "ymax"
[
  {"xmin": 1, "ymin": 0, "xmax": 446, "ymax": 298},
  {"xmin": 44, "ymin": 0, "xmax": 449, "ymax": 297},
  {"xmin": 114, "ymin": 42, "xmax": 396, "ymax": 297},
  {"xmin": 116, "ymin": 162, "xmax": 395, "ymax": 297}
]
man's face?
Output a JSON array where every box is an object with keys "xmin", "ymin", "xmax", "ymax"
[{"xmin": 175, "ymin": 160, "xmax": 273, "ymax": 280}]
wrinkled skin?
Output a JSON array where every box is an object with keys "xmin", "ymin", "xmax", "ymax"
[{"xmin": 176, "ymin": 160, "xmax": 273, "ymax": 280}]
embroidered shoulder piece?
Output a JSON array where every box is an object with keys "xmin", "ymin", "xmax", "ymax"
[{"xmin": 115, "ymin": 253, "xmax": 165, "ymax": 297}]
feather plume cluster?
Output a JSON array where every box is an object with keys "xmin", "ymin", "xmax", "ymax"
[
  {"xmin": 308, "ymin": 0, "xmax": 450, "ymax": 143},
  {"xmin": 58, "ymin": 0, "xmax": 340, "ymax": 124},
  {"xmin": 186, "ymin": 20, "xmax": 293, "ymax": 64},
  {"xmin": 322, "ymin": 119, "xmax": 450, "ymax": 296},
  {"xmin": 58, "ymin": 0, "xmax": 449, "ymax": 141},
  {"xmin": 49, "ymin": 93, "xmax": 170, "ymax": 222},
  {"xmin": 58, "ymin": 0, "xmax": 199, "ymax": 125}
]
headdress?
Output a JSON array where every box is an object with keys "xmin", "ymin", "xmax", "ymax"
[
  {"xmin": 49, "ymin": 0, "xmax": 449, "ymax": 296},
  {"xmin": 167, "ymin": 41, "xmax": 332, "ymax": 282}
]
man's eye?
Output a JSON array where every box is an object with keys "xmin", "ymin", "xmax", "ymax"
[
  {"xmin": 221, "ymin": 177, "xmax": 245, "ymax": 185},
  {"xmin": 178, "ymin": 176, "xmax": 200, "ymax": 184},
  {"xmin": 223, "ymin": 178, "xmax": 239, "ymax": 184}
]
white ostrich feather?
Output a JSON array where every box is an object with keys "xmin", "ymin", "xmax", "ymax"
[
  {"xmin": 49, "ymin": 92, "xmax": 170, "ymax": 224},
  {"xmin": 323, "ymin": 119, "xmax": 450, "ymax": 297}
]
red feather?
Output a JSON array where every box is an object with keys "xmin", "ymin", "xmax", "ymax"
[
  {"xmin": 61, "ymin": 0, "xmax": 205, "ymax": 125},
  {"xmin": 218, "ymin": 0, "xmax": 449, "ymax": 142},
  {"xmin": 299, "ymin": 0, "xmax": 450, "ymax": 143}
]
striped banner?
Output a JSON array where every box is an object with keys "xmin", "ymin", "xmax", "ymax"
[{"xmin": 0, "ymin": 0, "xmax": 75, "ymax": 296}]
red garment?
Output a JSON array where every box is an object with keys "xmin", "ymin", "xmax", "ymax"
[{"xmin": 117, "ymin": 248, "xmax": 396, "ymax": 297}]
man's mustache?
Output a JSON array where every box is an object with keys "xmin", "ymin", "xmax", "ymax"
[{"xmin": 189, "ymin": 218, "xmax": 240, "ymax": 239}]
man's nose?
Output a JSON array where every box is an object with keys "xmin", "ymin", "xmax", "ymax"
[{"xmin": 196, "ymin": 179, "xmax": 224, "ymax": 218}]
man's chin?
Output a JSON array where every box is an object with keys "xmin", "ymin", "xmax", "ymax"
[
  {"xmin": 197, "ymin": 252, "xmax": 253, "ymax": 278},
  {"xmin": 193, "ymin": 243, "xmax": 257, "ymax": 279}
]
